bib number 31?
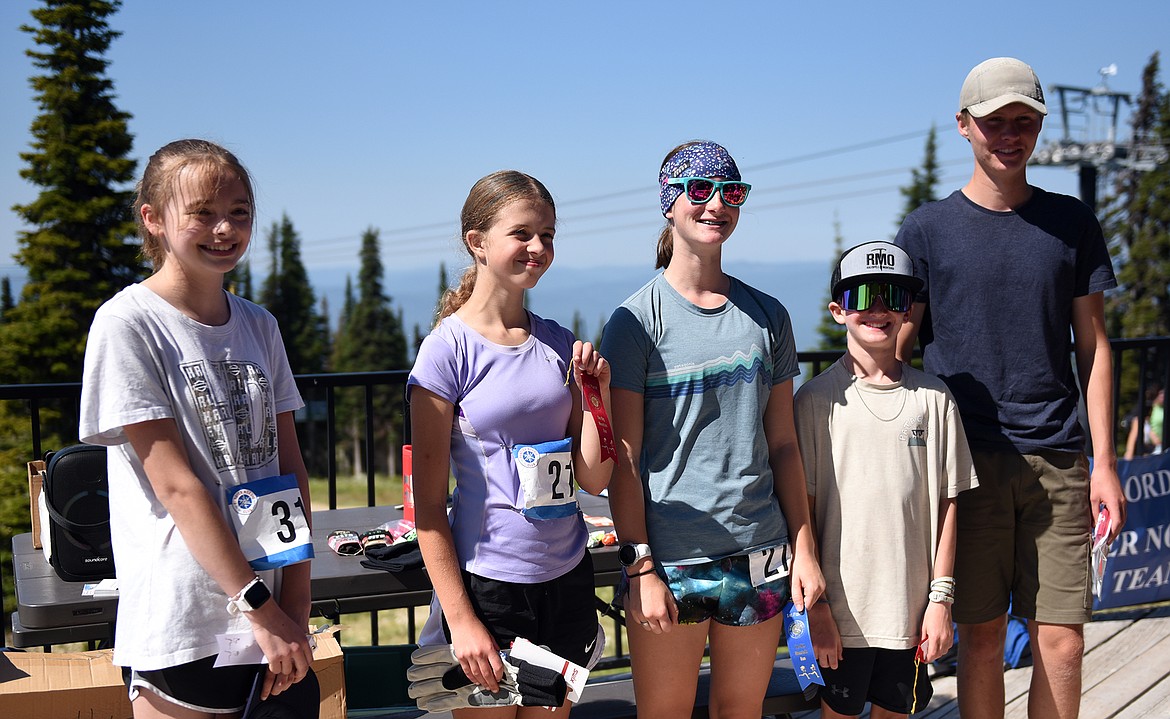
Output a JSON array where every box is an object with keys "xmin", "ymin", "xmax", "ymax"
[
  {"xmin": 514, "ymin": 438, "xmax": 578, "ymax": 520},
  {"xmin": 227, "ymin": 474, "xmax": 314, "ymax": 570}
]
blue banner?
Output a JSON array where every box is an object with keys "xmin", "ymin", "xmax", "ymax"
[{"xmin": 1094, "ymin": 452, "xmax": 1170, "ymax": 610}]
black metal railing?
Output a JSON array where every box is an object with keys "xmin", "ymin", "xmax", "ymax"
[
  {"xmin": 9, "ymin": 340, "xmax": 1166, "ymax": 493},
  {"xmin": 4, "ymin": 339, "xmax": 1168, "ymax": 652}
]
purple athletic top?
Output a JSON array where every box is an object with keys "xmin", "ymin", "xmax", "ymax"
[{"xmin": 408, "ymin": 312, "xmax": 587, "ymax": 583}]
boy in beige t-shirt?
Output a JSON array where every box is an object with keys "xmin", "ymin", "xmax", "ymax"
[{"xmin": 795, "ymin": 241, "xmax": 979, "ymax": 718}]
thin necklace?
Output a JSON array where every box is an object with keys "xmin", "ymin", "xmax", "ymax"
[{"xmin": 842, "ymin": 358, "xmax": 907, "ymax": 422}]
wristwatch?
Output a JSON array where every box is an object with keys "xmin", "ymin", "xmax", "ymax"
[
  {"xmin": 618, "ymin": 542, "xmax": 652, "ymax": 567},
  {"xmin": 226, "ymin": 575, "xmax": 272, "ymax": 615}
]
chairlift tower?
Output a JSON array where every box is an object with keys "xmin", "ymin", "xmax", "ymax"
[{"xmin": 1030, "ymin": 64, "xmax": 1168, "ymax": 210}]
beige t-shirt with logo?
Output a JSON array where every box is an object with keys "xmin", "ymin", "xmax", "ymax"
[{"xmin": 795, "ymin": 360, "xmax": 979, "ymax": 649}]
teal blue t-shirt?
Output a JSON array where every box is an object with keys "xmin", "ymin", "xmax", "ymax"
[{"xmin": 601, "ymin": 273, "xmax": 799, "ymax": 563}]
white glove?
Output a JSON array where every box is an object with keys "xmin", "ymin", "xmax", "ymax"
[{"xmin": 406, "ymin": 644, "xmax": 567, "ymax": 712}]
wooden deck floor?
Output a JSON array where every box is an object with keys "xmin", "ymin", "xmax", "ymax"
[{"xmin": 789, "ymin": 604, "xmax": 1170, "ymax": 718}]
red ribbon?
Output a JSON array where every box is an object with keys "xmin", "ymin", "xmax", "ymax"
[{"xmin": 579, "ymin": 373, "xmax": 618, "ymax": 465}]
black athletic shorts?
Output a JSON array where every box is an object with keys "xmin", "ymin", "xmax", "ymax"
[
  {"xmin": 819, "ymin": 647, "xmax": 933, "ymax": 716},
  {"xmin": 124, "ymin": 656, "xmax": 259, "ymax": 712},
  {"xmin": 444, "ymin": 551, "xmax": 598, "ymax": 667},
  {"xmin": 125, "ymin": 659, "xmax": 320, "ymax": 717}
]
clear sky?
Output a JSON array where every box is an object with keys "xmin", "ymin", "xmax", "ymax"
[{"xmin": 3, "ymin": 0, "xmax": 1169, "ymax": 284}]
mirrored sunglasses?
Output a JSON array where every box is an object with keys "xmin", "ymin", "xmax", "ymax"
[
  {"xmin": 667, "ymin": 177, "xmax": 751, "ymax": 207},
  {"xmin": 838, "ymin": 283, "xmax": 913, "ymax": 313}
]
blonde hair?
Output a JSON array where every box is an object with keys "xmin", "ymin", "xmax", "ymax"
[
  {"xmin": 436, "ymin": 170, "xmax": 556, "ymax": 323},
  {"xmin": 134, "ymin": 139, "xmax": 254, "ymax": 270},
  {"xmin": 655, "ymin": 141, "xmax": 704, "ymax": 269}
]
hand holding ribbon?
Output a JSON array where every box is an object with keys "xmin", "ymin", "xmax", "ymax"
[{"xmin": 568, "ymin": 341, "xmax": 618, "ymax": 465}]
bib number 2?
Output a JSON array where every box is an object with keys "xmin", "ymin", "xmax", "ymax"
[
  {"xmin": 227, "ymin": 474, "xmax": 314, "ymax": 570},
  {"xmin": 514, "ymin": 438, "xmax": 578, "ymax": 520}
]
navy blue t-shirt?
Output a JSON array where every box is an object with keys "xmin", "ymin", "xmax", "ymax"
[{"xmin": 895, "ymin": 188, "xmax": 1116, "ymax": 453}]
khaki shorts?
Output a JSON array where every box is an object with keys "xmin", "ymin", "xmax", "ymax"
[{"xmin": 954, "ymin": 448, "xmax": 1092, "ymax": 625}]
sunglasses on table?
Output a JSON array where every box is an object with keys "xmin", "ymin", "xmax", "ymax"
[
  {"xmin": 838, "ymin": 283, "xmax": 914, "ymax": 313},
  {"xmin": 667, "ymin": 177, "xmax": 752, "ymax": 207}
]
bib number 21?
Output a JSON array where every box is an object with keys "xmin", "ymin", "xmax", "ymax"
[{"xmin": 514, "ymin": 437, "xmax": 579, "ymax": 520}]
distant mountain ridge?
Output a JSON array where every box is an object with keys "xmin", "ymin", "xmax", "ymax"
[{"xmin": 314, "ymin": 259, "xmax": 830, "ymax": 362}]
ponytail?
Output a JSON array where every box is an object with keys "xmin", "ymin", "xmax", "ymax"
[
  {"xmin": 436, "ymin": 264, "xmax": 477, "ymax": 324},
  {"xmin": 655, "ymin": 223, "xmax": 673, "ymax": 270}
]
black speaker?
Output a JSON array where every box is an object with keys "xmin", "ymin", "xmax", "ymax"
[{"xmin": 41, "ymin": 444, "xmax": 115, "ymax": 582}]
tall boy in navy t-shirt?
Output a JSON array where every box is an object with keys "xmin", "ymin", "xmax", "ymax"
[{"xmin": 895, "ymin": 57, "xmax": 1125, "ymax": 719}]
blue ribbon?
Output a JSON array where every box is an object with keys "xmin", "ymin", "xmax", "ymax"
[{"xmin": 783, "ymin": 601, "xmax": 825, "ymax": 690}]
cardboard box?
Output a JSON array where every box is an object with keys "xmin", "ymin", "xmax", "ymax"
[
  {"xmin": 0, "ymin": 630, "xmax": 344, "ymax": 719},
  {"xmin": 0, "ymin": 648, "xmax": 132, "ymax": 719},
  {"xmin": 28, "ymin": 459, "xmax": 44, "ymax": 550},
  {"xmin": 313, "ymin": 627, "xmax": 346, "ymax": 719}
]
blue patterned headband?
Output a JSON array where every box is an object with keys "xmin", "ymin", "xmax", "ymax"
[{"xmin": 659, "ymin": 141, "xmax": 742, "ymax": 216}]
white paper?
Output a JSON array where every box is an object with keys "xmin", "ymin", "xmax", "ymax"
[
  {"xmin": 81, "ymin": 578, "xmax": 119, "ymax": 597},
  {"xmin": 214, "ymin": 631, "xmax": 266, "ymax": 667}
]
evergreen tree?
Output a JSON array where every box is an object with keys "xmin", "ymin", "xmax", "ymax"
[
  {"xmin": 0, "ymin": 277, "xmax": 13, "ymax": 318},
  {"xmin": 341, "ymin": 277, "xmax": 353, "ymax": 329},
  {"xmin": 1103, "ymin": 52, "xmax": 1170, "ymax": 340},
  {"xmin": 815, "ymin": 215, "xmax": 848, "ymax": 351},
  {"xmin": 258, "ymin": 214, "xmax": 329, "ymax": 374},
  {"xmin": 896, "ymin": 124, "xmax": 940, "ymax": 228},
  {"xmin": 330, "ymin": 279, "xmax": 354, "ymax": 374},
  {"xmin": 332, "ymin": 228, "xmax": 408, "ymax": 475},
  {"xmin": 0, "ymin": 0, "xmax": 138, "ymax": 617},
  {"xmin": 259, "ymin": 220, "xmax": 281, "ymax": 313},
  {"xmin": 429, "ymin": 261, "xmax": 449, "ymax": 328},
  {"xmin": 412, "ymin": 323, "xmax": 425, "ymax": 356},
  {"xmin": 319, "ymin": 295, "xmax": 332, "ymax": 358},
  {"xmin": 226, "ymin": 256, "xmax": 253, "ymax": 300},
  {"xmin": 1100, "ymin": 52, "xmax": 1170, "ymax": 444},
  {"xmin": 571, "ymin": 310, "xmax": 585, "ymax": 341},
  {"xmin": 0, "ymin": 0, "xmax": 140, "ymax": 385},
  {"xmin": 438, "ymin": 261, "xmax": 449, "ymax": 300}
]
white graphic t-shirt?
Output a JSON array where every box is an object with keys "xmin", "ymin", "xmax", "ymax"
[{"xmin": 80, "ymin": 283, "xmax": 304, "ymax": 670}]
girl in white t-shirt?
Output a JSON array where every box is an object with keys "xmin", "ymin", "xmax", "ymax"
[{"xmin": 80, "ymin": 140, "xmax": 314, "ymax": 718}]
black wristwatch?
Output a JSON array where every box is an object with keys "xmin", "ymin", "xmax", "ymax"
[
  {"xmin": 226, "ymin": 576, "xmax": 272, "ymax": 615},
  {"xmin": 618, "ymin": 542, "xmax": 652, "ymax": 567}
]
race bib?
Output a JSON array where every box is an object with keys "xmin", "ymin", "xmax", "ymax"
[
  {"xmin": 513, "ymin": 438, "xmax": 578, "ymax": 520},
  {"xmin": 226, "ymin": 474, "xmax": 314, "ymax": 570},
  {"xmin": 748, "ymin": 542, "xmax": 790, "ymax": 587}
]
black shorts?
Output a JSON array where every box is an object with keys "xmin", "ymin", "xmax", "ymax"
[
  {"xmin": 444, "ymin": 552, "xmax": 599, "ymax": 667},
  {"xmin": 123, "ymin": 656, "xmax": 259, "ymax": 713},
  {"xmin": 819, "ymin": 647, "xmax": 933, "ymax": 716},
  {"xmin": 125, "ymin": 659, "xmax": 320, "ymax": 717}
]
